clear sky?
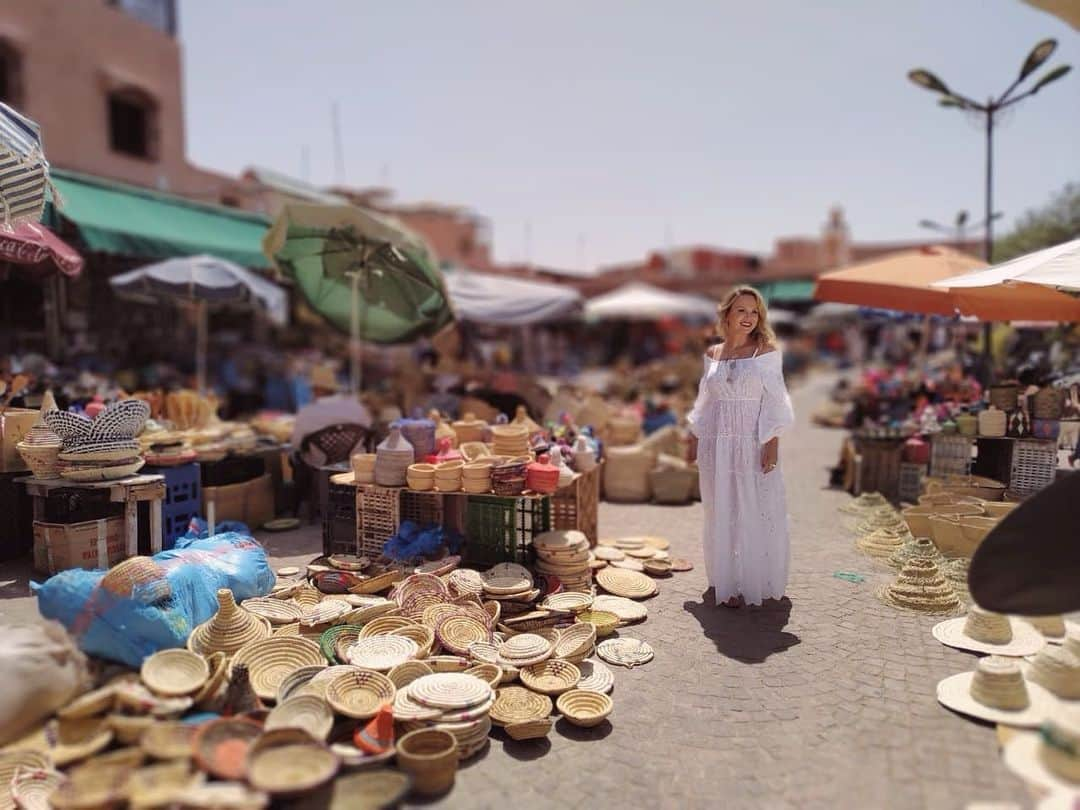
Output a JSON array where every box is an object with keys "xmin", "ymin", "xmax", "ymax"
[{"xmin": 178, "ymin": 0, "xmax": 1079, "ymax": 270}]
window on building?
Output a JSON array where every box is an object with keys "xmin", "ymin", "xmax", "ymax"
[
  {"xmin": 0, "ymin": 40, "xmax": 23, "ymax": 107},
  {"xmin": 459, "ymin": 236, "xmax": 474, "ymax": 258},
  {"xmin": 107, "ymin": 89, "xmax": 158, "ymax": 160}
]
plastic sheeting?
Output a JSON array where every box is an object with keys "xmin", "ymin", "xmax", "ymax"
[{"xmin": 33, "ymin": 532, "xmax": 275, "ymax": 667}]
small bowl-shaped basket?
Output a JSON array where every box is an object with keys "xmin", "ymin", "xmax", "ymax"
[
  {"xmin": 504, "ymin": 717, "xmax": 554, "ymax": 741},
  {"xmin": 141, "ymin": 649, "xmax": 210, "ymax": 698},
  {"xmin": 125, "ymin": 760, "xmax": 201, "ymax": 809},
  {"xmin": 265, "ymin": 694, "xmax": 334, "ymax": 741},
  {"xmin": 464, "ymin": 663, "xmax": 502, "ymax": 689},
  {"xmin": 388, "ymin": 660, "xmax": 435, "ymax": 690},
  {"xmin": 395, "ymin": 729, "xmax": 458, "ymax": 797},
  {"xmin": 140, "ymin": 720, "xmax": 199, "ymax": 760},
  {"xmin": 230, "ymin": 637, "xmax": 325, "ymax": 702},
  {"xmin": 108, "ymin": 713, "xmax": 154, "ymax": 746},
  {"xmin": 575, "ymin": 610, "xmax": 619, "ymax": 637},
  {"xmin": 552, "ymin": 623, "xmax": 597, "ymax": 662},
  {"xmin": 436, "ymin": 615, "xmax": 492, "ymax": 657},
  {"xmin": 325, "ymin": 670, "xmax": 396, "ymax": 720},
  {"xmin": 320, "ymin": 624, "xmax": 363, "ymax": 664},
  {"xmin": 556, "ymin": 688, "xmax": 613, "ymax": 727},
  {"xmin": 246, "ymin": 743, "xmax": 339, "ymax": 796},
  {"xmin": 276, "ymin": 664, "xmax": 328, "ymax": 704},
  {"xmin": 241, "ymin": 598, "xmax": 304, "ymax": 626},
  {"xmin": 10, "ymin": 765, "xmax": 66, "ymax": 810},
  {"xmin": 17, "ymin": 442, "xmax": 62, "ymax": 478},
  {"xmin": 191, "ymin": 718, "xmax": 263, "ymax": 781},
  {"xmin": 359, "ymin": 615, "xmax": 418, "ymax": 638},
  {"xmin": 520, "ymin": 659, "xmax": 581, "ymax": 696},
  {"xmin": 389, "ymin": 624, "xmax": 435, "ymax": 659}
]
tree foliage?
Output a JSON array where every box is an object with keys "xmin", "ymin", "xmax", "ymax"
[{"xmin": 994, "ymin": 182, "xmax": 1080, "ymax": 261}]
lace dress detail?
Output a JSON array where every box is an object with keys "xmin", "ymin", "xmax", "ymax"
[{"xmin": 687, "ymin": 349, "xmax": 795, "ymax": 605}]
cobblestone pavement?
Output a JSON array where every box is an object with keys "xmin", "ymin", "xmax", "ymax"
[{"xmin": 0, "ymin": 373, "xmax": 1034, "ymax": 809}]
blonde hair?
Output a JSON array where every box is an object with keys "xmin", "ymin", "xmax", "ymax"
[{"xmin": 716, "ymin": 286, "xmax": 777, "ymax": 348}]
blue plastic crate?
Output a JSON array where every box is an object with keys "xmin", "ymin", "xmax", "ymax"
[{"xmin": 144, "ymin": 463, "xmax": 202, "ymax": 550}]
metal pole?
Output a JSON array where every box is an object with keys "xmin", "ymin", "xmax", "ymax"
[
  {"xmin": 196, "ymin": 300, "xmax": 208, "ymax": 395},
  {"xmin": 350, "ymin": 272, "xmax": 360, "ymax": 396},
  {"xmin": 980, "ymin": 105, "xmax": 995, "ymax": 381}
]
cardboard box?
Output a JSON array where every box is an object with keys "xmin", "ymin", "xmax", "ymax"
[
  {"xmin": 33, "ymin": 517, "xmax": 126, "ymax": 575},
  {"xmin": 245, "ymin": 473, "xmax": 275, "ymax": 529},
  {"xmin": 202, "ymin": 480, "xmax": 247, "ymax": 526},
  {"xmin": 1, "ymin": 409, "xmax": 38, "ymax": 472}
]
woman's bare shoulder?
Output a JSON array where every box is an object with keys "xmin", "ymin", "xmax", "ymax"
[
  {"xmin": 705, "ymin": 344, "xmax": 723, "ymax": 360},
  {"xmin": 757, "ymin": 341, "xmax": 779, "ymax": 357}
]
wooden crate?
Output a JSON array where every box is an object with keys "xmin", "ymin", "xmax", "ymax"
[
  {"xmin": 898, "ymin": 463, "xmax": 925, "ymax": 504},
  {"xmin": 550, "ymin": 462, "xmax": 601, "ymax": 546},
  {"xmin": 853, "ymin": 437, "xmax": 904, "ymax": 503},
  {"xmin": 400, "ymin": 490, "xmax": 466, "ymax": 537}
]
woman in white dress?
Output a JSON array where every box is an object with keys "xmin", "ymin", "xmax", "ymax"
[{"xmin": 687, "ymin": 287, "xmax": 795, "ymax": 608}]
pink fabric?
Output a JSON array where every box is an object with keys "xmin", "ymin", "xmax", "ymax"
[{"xmin": 0, "ymin": 222, "xmax": 83, "ymax": 277}]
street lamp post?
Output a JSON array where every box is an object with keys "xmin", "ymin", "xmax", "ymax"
[
  {"xmin": 908, "ymin": 39, "xmax": 1072, "ymax": 376},
  {"xmin": 918, "ymin": 210, "xmax": 1004, "ymax": 250}
]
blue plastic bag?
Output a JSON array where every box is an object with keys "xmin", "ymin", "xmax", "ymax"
[{"xmin": 33, "ymin": 532, "xmax": 275, "ymax": 667}]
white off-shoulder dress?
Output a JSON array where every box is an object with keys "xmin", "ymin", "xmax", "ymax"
[{"xmin": 687, "ymin": 347, "xmax": 795, "ymax": 606}]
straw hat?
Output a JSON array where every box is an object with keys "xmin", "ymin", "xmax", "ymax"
[
  {"xmin": 937, "ymin": 655, "xmax": 1057, "ymax": 727},
  {"xmin": 1024, "ymin": 615, "xmax": 1075, "ymax": 643},
  {"xmin": 887, "ymin": 536, "xmax": 945, "ymax": 570},
  {"xmin": 1023, "ymin": 646, "xmax": 1080, "ymax": 700},
  {"xmin": 188, "ymin": 589, "xmax": 272, "ymax": 657},
  {"xmin": 1003, "ymin": 707, "xmax": 1080, "ymax": 793},
  {"xmin": 839, "ymin": 492, "xmax": 889, "ymax": 514},
  {"xmin": 932, "ymin": 607, "xmax": 1046, "ymax": 657},
  {"xmin": 855, "ymin": 527, "xmax": 913, "ymax": 560},
  {"xmin": 877, "ymin": 557, "xmax": 961, "ymax": 615}
]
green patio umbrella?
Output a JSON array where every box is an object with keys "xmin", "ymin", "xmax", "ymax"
[{"xmin": 262, "ymin": 203, "xmax": 455, "ymax": 393}]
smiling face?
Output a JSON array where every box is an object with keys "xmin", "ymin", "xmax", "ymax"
[{"xmin": 725, "ymin": 294, "xmax": 760, "ymax": 342}]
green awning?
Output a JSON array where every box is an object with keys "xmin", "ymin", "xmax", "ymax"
[
  {"xmin": 45, "ymin": 170, "xmax": 270, "ymax": 268},
  {"xmin": 756, "ymin": 279, "xmax": 815, "ymax": 303}
]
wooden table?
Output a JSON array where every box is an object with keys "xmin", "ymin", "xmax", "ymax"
[{"xmin": 20, "ymin": 474, "xmax": 167, "ymax": 557}]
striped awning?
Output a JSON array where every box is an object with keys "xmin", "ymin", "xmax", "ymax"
[{"xmin": 0, "ymin": 102, "xmax": 52, "ymax": 228}]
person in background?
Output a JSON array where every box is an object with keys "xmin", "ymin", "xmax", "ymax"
[{"xmin": 290, "ymin": 364, "xmax": 372, "ymax": 466}]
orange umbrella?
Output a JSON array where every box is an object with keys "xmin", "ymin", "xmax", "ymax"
[{"xmin": 813, "ymin": 246, "xmax": 984, "ymax": 316}]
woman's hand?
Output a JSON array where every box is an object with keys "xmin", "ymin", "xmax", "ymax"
[
  {"xmin": 687, "ymin": 435, "xmax": 698, "ymax": 464},
  {"xmin": 761, "ymin": 437, "xmax": 779, "ymax": 474}
]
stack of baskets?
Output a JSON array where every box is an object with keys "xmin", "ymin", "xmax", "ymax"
[
  {"xmin": 978, "ymin": 406, "xmax": 1007, "ymax": 438},
  {"xmin": 451, "ymin": 413, "xmax": 487, "ymax": 445},
  {"xmin": 374, "ymin": 426, "xmax": 414, "ymax": 487},
  {"xmin": 433, "ymin": 461, "xmax": 463, "ymax": 493},
  {"xmin": 490, "ymin": 457, "xmax": 528, "ymax": 496},
  {"xmin": 17, "ymin": 399, "xmax": 63, "ymax": 478},
  {"xmin": 351, "ymin": 453, "xmax": 377, "ymax": 484},
  {"xmin": 462, "ymin": 460, "xmax": 494, "ymax": 494},
  {"xmin": 532, "ymin": 530, "xmax": 592, "ymax": 593},
  {"xmin": 511, "ymin": 406, "xmax": 543, "ymax": 438},
  {"xmin": 988, "ymin": 383, "xmax": 1020, "ymax": 412},
  {"xmin": 490, "ymin": 424, "xmax": 529, "ymax": 457},
  {"xmin": 605, "ymin": 415, "xmax": 641, "ymax": 447},
  {"xmin": 397, "ymin": 673, "xmax": 495, "ymax": 761},
  {"xmin": 603, "ymin": 445, "xmax": 657, "ymax": 503},
  {"xmin": 407, "ymin": 463, "xmax": 436, "ymax": 491}
]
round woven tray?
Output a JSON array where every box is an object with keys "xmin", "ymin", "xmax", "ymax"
[
  {"xmin": 436, "ymin": 615, "xmax": 492, "ymax": 656},
  {"xmin": 265, "ymin": 694, "xmax": 334, "ymax": 741},
  {"xmin": 609, "ymin": 559, "xmax": 645, "ymax": 572},
  {"xmin": 556, "ymin": 689, "xmax": 613, "ymax": 727},
  {"xmin": 359, "ymin": 616, "xmax": 419, "ymax": 638},
  {"xmin": 108, "ymin": 713, "xmax": 153, "ymax": 745},
  {"xmin": 624, "ymin": 547, "xmax": 657, "ymax": 559},
  {"xmin": 643, "ymin": 559, "xmax": 673, "ymax": 577},
  {"xmin": 520, "ymin": 659, "xmax": 581, "ymax": 696},
  {"xmin": 392, "ymin": 688, "xmax": 444, "ymax": 722},
  {"xmin": 669, "ymin": 558, "xmax": 694, "ymax": 572},
  {"xmin": 421, "ymin": 603, "xmax": 459, "ymax": 629},
  {"xmin": 408, "ymin": 673, "xmax": 492, "ymax": 710},
  {"xmin": 320, "ymin": 624, "xmax": 363, "ymax": 664},
  {"xmin": 592, "ymin": 595, "xmax": 649, "ymax": 621},
  {"xmin": 320, "ymin": 769, "xmax": 411, "ymax": 808},
  {"xmin": 388, "ymin": 660, "xmax": 435, "ymax": 690},
  {"xmin": 576, "ymin": 658, "xmax": 615, "ymax": 694},
  {"xmin": 422, "ymin": 655, "xmax": 472, "ymax": 673},
  {"xmin": 489, "ymin": 686, "xmax": 552, "ymax": 726},
  {"xmin": 58, "ymin": 684, "xmax": 117, "ymax": 720},
  {"xmin": 247, "ymin": 743, "xmax": 339, "ymax": 796},
  {"xmin": 347, "ymin": 635, "xmax": 420, "ymax": 671},
  {"xmin": 139, "ymin": 720, "xmax": 197, "ymax": 760},
  {"xmin": 10, "ymin": 765, "xmax": 65, "ymax": 810},
  {"xmin": 140, "ymin": 649, "xmax": 209, "ymax": 698},
  {"xmin": 393, "ymin": 574, "xmax": 449, "ymax": 606},
  {"xmin": 447, "ymin": 569, "xmax": 485, "ymax": 598},
  {"xmin": 401, "ymin": 591, "xmax": 450, "ymax": 622},
  {"xmin": 325, "ymin": 670, "xmax": 396, "ymax": 720},
  {"xmin": 192, "ymin": 718, "xmax": 262, "ymax": 781},
  {"xmin": 415, "ymin": 555, "xmax": 461, "ymax": 578},
  {"xmin": 230, "ymin": 637, "xmax": 324, "ymax": 702},
  {"xmin": 241, "ymin": 598, "xmax": 303, "ymax": 625},
  {"xmin": 597, "ymin": 637, "xmax": 654, "ymax": 669},
  {"xmin": 497, "ymin": 633, "xmax": 552, "ymax": 664}
]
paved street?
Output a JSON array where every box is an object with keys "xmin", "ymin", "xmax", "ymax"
[{"xmin": 0, "ymin": 373, "xmax": 1033, "ymax": 808}]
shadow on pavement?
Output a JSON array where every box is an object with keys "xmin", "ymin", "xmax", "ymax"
[{"xmin": 682, "ymin": 595, "xmax": 800, "ymax": 664}]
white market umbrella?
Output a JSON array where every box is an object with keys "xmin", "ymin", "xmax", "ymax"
[
  {"xmin": 110, "ymin": 254, "xmax": 289, "ymax": 393},
  {"xmin": 443, "ymin": 268, "xmax": 582, "ymax": 325},
  {"xmin": 585, "ymin": 282, "xmax": 716, "ymax": 322}
]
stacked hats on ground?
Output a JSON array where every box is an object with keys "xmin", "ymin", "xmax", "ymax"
[
  {"xmin": 877, "ymin": 554, "xmax": 961, "ymax": 615},
  {"xmin": 16, "ymin": 390, "xmax": 62, "ymax": 478},
  {"xmin": 532, "ymin": 530, "xmax": 593, "ymax": 593},
  {"xmin": 45, "ymin": 399, "xmax": 150, "ymax": 482}
]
